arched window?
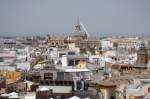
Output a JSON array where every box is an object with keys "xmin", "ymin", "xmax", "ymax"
[{"xmin": 51, "ymin": 42, "xmax": 54, "ymax": 45}]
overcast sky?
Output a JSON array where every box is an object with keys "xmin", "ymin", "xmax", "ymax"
[{"xmin": 0, "ymin": 0, "xmax": 150, "ymax": 36}]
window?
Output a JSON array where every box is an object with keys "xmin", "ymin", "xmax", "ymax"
[
  {"xmin": 49, "ymin": 48, "xmax": 53, "ymax": 52},
  {"xmin": 75, "ymin": 60, "xmax": 79, "ymax": 65},
  {"xmin": 76, "ymin": 81, "xmax": 82, "ymax": 90},
  {"xmin": 51, "ymin": 42, "xmax": 54, "ymax": 45},
  {"xmin": 68, "ymin": 51, "xmax": 75, "ymax": 55},
  {"xmin": 68, "ymin": 60, "xmax": 74, "ymax": 66},
  {"xmin": 44, "ymin": 73, "xmax": 53, "ymax": 80},
  {"xmin": 0, "ymin": 57, "xmax": 3, "ymax": 62}
]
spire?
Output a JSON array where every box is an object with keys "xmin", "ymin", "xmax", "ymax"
[
  {"xmin": 75, "ymin": 16, "xmax": 81, "ymax": 32},
  {"xmin": 77, "ymin": 16, "xmax": 80, "ymax": 26}
]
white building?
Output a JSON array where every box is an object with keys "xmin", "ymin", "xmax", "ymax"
[{"xmin": 101, "ymin": 40, "xmax": 114, "ymax": 49}]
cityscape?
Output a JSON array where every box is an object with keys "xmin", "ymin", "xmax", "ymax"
[{"xmin": 0, "ymin": 0, "xmax": 150, "ymax": 99}]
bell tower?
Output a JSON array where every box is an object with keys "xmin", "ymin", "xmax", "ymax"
[{"xmin": 136, "ymin": 43, "xmax": 148, "ymax": 66}]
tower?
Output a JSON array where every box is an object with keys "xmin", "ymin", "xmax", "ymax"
[
  {"xmin": 69, "ymin": 17, "xmax": 88, "ymax": 40},
  {"xmin": 136, "ymin": 43, "xmax": 148, "ymax": 66},
  {"xmin": 32, "ymin": 35, "xmax": 38, "ymax": 47},
  {"xmin": 146, "ymin": 40, "xmax": 150, "ymax": 62}
]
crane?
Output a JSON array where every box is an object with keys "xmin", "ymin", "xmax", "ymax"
[{"xmin": 80, "ymin": 22, "xmax": 90, "ymax": 38}]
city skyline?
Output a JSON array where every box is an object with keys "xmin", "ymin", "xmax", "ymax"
[{"xmin": 0, "ymin": 0, "xmax": 150, "ymax": 36}]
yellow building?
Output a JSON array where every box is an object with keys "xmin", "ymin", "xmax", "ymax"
[
  {"xmin": 76, "ymin": 60, "xmax": 86, "ymax": 69},
  {"xmin": 129, "ymin": 95, "xmax": 135, "ymax": 99},
  {"xmin": 0, "ymin": 71, "xmax": 21, "ymax": 84}
]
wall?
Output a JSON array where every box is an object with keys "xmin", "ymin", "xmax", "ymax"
[
  {"xmin": 38, "ymin": 86, "xmax": 72, "ymax": 93},
  {"xmin": 68, "ymin": 43, "xmax": 80, "ymax": 53},
  {"xmin": 62, "ymin": 55, "xmax": 68, "ymax": 67},
  {"xmin": 100, "ymin": 87, "xmax": 116, "ymax": 99}
]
